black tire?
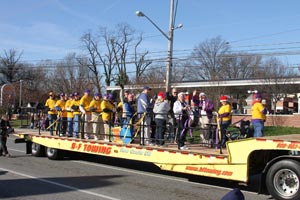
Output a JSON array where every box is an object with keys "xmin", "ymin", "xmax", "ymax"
[
  {"xmin": 46, "ymin": 147, "xmax": 63, "ymax": 160},
  {"xmin": 266, "ymin": 159, "xmax": 300, "ymax": 200},
  {"xmin": 31, "ymin": 143, "xmax": 45, "ymax": 157}
]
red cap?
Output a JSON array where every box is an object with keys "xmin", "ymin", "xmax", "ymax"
[
  {"xmin": 220, "ymin": 95, "xmax": 228, "ymax": 102},
  {"xmin": 157, "ymin": 92, "xmax": 165, "ymax": 99}
]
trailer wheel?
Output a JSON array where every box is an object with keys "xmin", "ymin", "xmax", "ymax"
[
  {"xmin": 266, "ymin": 159, "xmax": 300, "ymax": 200},
  {"xmin": 46, "ymin": 147, "xmax": 63, "ymax": 160},
  {"xmin": 31, "ymin": 143, "xmax": 45, "ymax": 157}
]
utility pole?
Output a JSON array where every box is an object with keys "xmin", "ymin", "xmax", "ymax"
[
  {"xmin": 165, "ymin": 0, "xmax": 174, "ymax": 92},
  {"xmin": 19, "ymin": 80, "xmax": 23, "ymax": 107},
  {"xmin": 136, "ymin": 0, "xmax": 181, "ymax": 92}
]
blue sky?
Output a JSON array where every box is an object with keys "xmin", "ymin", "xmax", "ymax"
[{"xmin": 1, "ymin": 0, "xmax": 300, "ymax": 65}]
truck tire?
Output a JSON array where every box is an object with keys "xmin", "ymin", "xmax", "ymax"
[
  {"xmin": 46, "ymin": 147, "xmax": 63, "ymax": 160},
  {"xmin": 266, "ymin": 159, "xmax": 300, "ymax": 200},
  {"xmin": 31, "ymin": 143, "xmax": 45, "ymax": 157}
]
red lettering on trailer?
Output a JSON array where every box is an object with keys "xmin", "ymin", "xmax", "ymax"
[
  {"xmin": 185, "ymin": 166, "xmax": 233, "ymax": 177},
  {"xmin": 71, "ymin": 142, "xmax": 111, "ymax": 155},
  {"xmin": 277, "ymin": 143, "xmax": 287, "ymax": 148},
  {"xmin": 288, "ymin": 143, "xmax": 299, "ymax": 149},
  {"xmin": 222, "ymin": 171, "xmax": 233, "ymax": 176},
  {"xmin": 83, "ymin": 144, "xmax": 112, "ymax": 155}
]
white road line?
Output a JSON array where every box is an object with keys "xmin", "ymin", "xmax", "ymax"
[
  {"xmin": 0, "ymin": 167, "xmax": 120, "ymax": 200},
  {"xmin": 8, "ymin": 148, "xmax": 24, "ymax": 153}
]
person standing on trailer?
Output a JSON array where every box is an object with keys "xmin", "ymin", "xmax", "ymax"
[
  {"xmin": 55, "ymin": 93, "xmax": 68, "ymax": 136},
  {"xmin": 190, "ymin": 90, "xmax": 200, "ymax": 126},
  {"xmin": 173, "ymin": 92, "xmax": 191, "ymax": 150},
  {"xmin": 137, "ymin": 86, "xmax": 153, "ymax": 145},
  {"xmin": 101, "ymin": 94, "xmax": 115, "ymax": 141},
  {"xmin": 88, "ymin": 92, "xmax": 103, "ymax": 140},
  {"xmin": 198, "ymin": 92, "xmax": 214, "ymax": 143},
  {"xmin": 44, "ymin": 92, "xmax": 57, "ymax": 135},
  {"xmin": 122, "ymin": 93, "xmax": 135, "ymax": 134},
  {"xmin": 251, "ymin": 93, "xmax": 267, "ymax": 137},
  {"xmin": 70, "ymin": 92, "xmax": 81, "ymax": 138},
  {"xmin": 218, "ymin": 95, "xmax": 232, "ymax": 148},
  {"xmin": 65, "ymin": 93, "xmax": 74, "ymax": 137},
  {"xmin": 153, "ymin": 92, "xmax": 170, "ymax": 146},
  {"xmin": 166, "ymin": 88, "xmax": 178, "ymax": 143},
  {"xmin": 79, "ymin": 89, "xmax": 93, "ymax": 139}
]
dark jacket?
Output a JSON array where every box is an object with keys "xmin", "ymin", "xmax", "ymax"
[
  {"xmin": 0, "ymin": 119, "xmax": 11, "ymax": 136},
  {"xmin": 166, "ymin": 92, "xmax": 177, "ymax": 114}
]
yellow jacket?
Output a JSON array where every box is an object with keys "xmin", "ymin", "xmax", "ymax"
[
  {"xmin": 65, "ymin": 99, "xmax": 74, "ymax": 118},
  {"xmin": 45, "ymin": 98, "xmax": 57, "ymax": 115},
  {"xmin": 55, "ymin": 100, "xmax": 67, "ymax": 118},
  {"xmin": 89, "ymin": 99, "xmax": 102, "ymax": 114},
  {"xmin": 101, "ymin": 100, "xmax": 114, "ymax": 122},
  {"xmin": 80, "ymin": 95, "xmax": 92, "ymax": 114}
]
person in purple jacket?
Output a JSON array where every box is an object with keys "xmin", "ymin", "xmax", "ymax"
[{"xmin": 198, "ymin": 93, "xmax": 214, "ymax": 142}]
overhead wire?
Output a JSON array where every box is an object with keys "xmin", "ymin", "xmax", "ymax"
[{"xmin": 229, "ymin": 28, "xmax": 300, "ymax": 44}]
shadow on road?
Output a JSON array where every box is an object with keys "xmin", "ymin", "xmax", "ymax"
[{"xmin": 0, "ymin": 174, "xmax": 124, "ymax": 198}]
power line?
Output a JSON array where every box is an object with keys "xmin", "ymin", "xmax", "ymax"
[{"xmin": 228, "ymin": 28, "xmax": 300, "ymax": 43}]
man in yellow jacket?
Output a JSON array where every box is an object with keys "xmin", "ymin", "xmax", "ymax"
[
  {"xmin": 101, "ymin": 94, "xmax": 115, "ymax": 141},
  {"xmin": 79, "ymin": 89, "xmax": 92, "ymax": 139},
  {"xmin": 55, "ymin": 93, "xmax": 68, "ymax": 136},
  {"xmin": 44, "ymin": 92, "xmax": 57, "ymax": 135},
  {"xmin": 70, "ymin": 92, "xmax": 81, "ymax": 138},
  {"xmin": 89, "ymin": 93, "xmax": 103, "ymax": 140},
  {"xmin": 65, "ymin": 93, "xmax": 74, "ymax": 137},
  {"xmin": 218, "ymin": 95, "xmax": 232, "ymax": 148},
  {"xmin": 251, "ymin": 93, "xmax": 267, "ymax": 137}
]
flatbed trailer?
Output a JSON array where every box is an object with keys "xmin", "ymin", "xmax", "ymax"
[{"xmin": 14, "ymin": 129, "xmax": 300, "ymax": 200}]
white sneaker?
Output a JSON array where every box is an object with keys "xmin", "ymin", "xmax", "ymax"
[
  {"xmin": 180, "ymin": 146, "xmax": 189, "ymax": 150},
  {"xmin": 84, "ymin": 134, "xmax": 89, "ymax": 139},
  {"xmin": 94, "ymin": 136, "xmax": 98, "ymax": 140}
]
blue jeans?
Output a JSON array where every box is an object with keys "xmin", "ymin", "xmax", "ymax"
[
  {"xmin": 155, "ymin": 118, "xmax": 166, "ymax": 145},
  {"xmin": 48, "ymin": 114, "xmax": 57, "ymax": 135},
  {"xmin": 73, "ymin": 114, "xmax": 81, "ymax": 137},
  {"xmin": 67, "ymin": 117, "xmax": 73, "ymax": 136},
  {"xmin": 252, "ymin": 121, "xmax": 264, "ymax": 137}
]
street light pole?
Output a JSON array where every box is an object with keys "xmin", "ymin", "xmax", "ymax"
[
  {"xmin": 136, "ymin": 0, "xmax": 180, "ymax": 92},
  {"xmin": 19, "ymin": 80, "xmax": 22, "ymax": 107},
  {"xmin": 165, "ymin": 0, "xmax": 174, "ymax": 93}
]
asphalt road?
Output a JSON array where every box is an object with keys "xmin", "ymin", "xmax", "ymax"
[{"xmin": 0, "ymin": 135, "xmax": 273, "ymax": 200}]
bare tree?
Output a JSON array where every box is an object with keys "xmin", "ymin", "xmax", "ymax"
[
  {"xmin": 44, "ymin": 54, "xmax": 91, "ymax": 94},
  {"xmin": 191, "ymin": 36, "xmax": 229, "ymax": 80},
  {"xmin": 133, "ymin": 34, "xmax": 152, "ymax": 83},
  {"xmin": 80, "ymin": 32, "xmax": 104, "ymax": 91},
  {"xmin": 0, "ymin": 49, "xmax": 23, "ymax": 84},
  {"xmin": 222, "ymin": 53, "xmax": 261, "ymax": 79},
  {"xmin": 260, "ymin": 57, "xmax": 297, "ymax": 114},
  {"xmin": 81, "ymin": 23, "xmax": 153, "ymax": 89},
  {"xmin": 20, "ymin": 65, "xmax": 48, "ymax": 105}
]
